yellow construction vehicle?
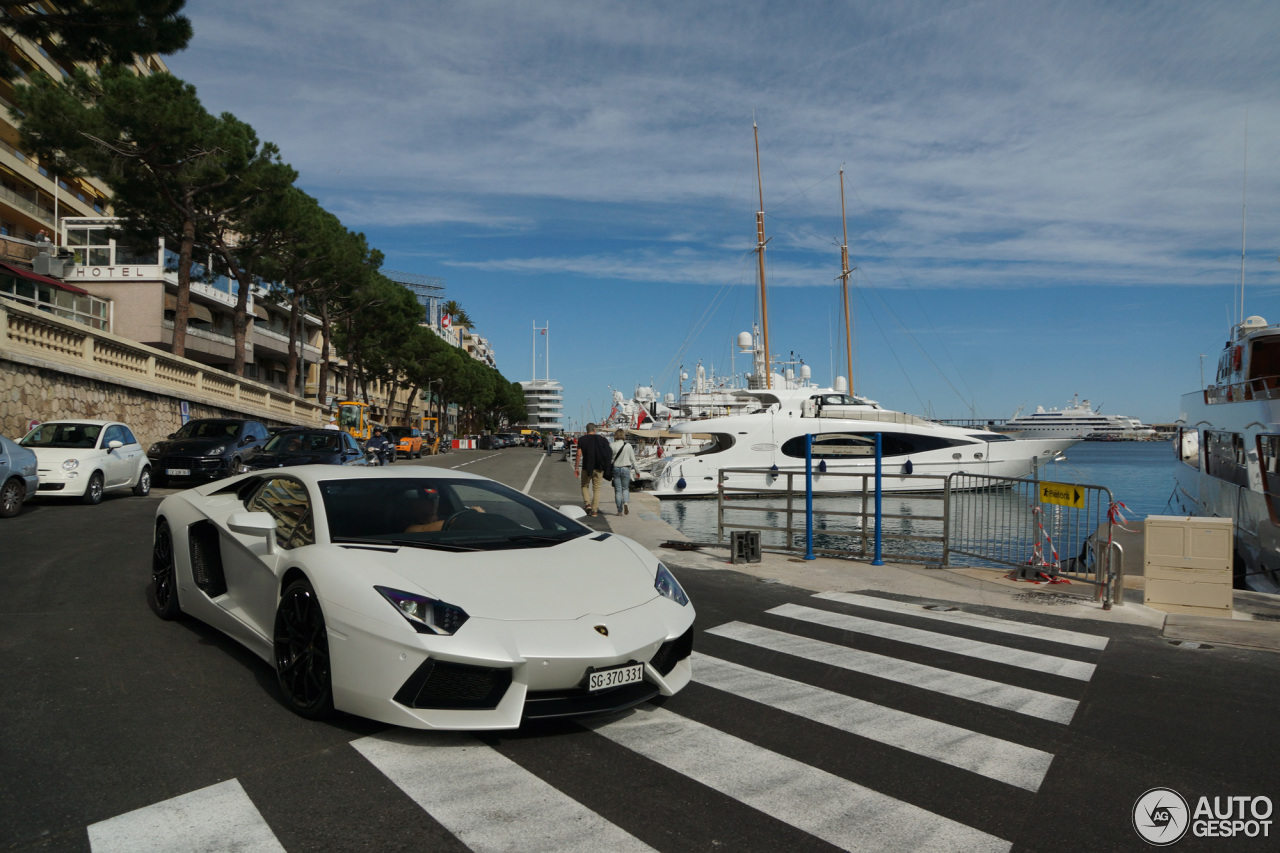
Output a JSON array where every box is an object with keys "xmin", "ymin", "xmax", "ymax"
[{"xmin": 337, "ymin": 401, "xmax": 372, "ymax": 441}]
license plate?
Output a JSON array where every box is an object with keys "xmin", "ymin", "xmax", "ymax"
[
  {"xmin": 167, "ymin": 469, "xmax": 190, "ymax": 477},
  {"xmin": 588, "ymin": 662, "xmax": 644, "ymax": 692}
]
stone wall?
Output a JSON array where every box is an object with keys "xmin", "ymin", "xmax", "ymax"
[{"xmin": 0, "ymin": 355, "xmax": 306, "ymax": 445}]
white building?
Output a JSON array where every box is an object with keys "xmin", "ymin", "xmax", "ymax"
[{"xmin": 521, "ymin": 379, "xmax": 564, "ymax": 431}]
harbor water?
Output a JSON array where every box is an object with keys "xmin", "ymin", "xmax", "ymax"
[{"xmin": 658, "ymin": 440, "xmax": 1177, "ymax": 551}]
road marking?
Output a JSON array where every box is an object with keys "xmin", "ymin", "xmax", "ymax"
[
  {"xmin": 352, "ymin": 732, "xmax": 655, "ymax": 853},
  {"xmin": 588, "ymin": 704, "xmax": 1011, "ymax": 853},
  {"xmin": 522, "ymin": 452, "xmax": 546, "ymax": 494},
  {"xmin": 693, "ymin": 653, "xmax": 1054, "ymax": 792},
  {"xmin": 814, "ymin": 593, "xmax": 1110, "ymax": 650},
  {"xmin": 450, "ymin": 453, "xmax": 500, "ymax": 469},
  {"xmin": 87, "ymin": 779, "xmax": 284, "ymax": 853},
  {"xmin": 769, "ymin": 603, "xmax": 1096, "ymax": 681},
  {"xmin": 706, "ymin": 622, "xmax": 1079, "ymax": 723}
]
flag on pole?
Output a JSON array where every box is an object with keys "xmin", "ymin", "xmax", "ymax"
[
  {"xmin": 540, "ymin": 328, "xmax": 546, "ymax": 335},
  {"xmin": 441, "ymin": 314, "xmax": 452, "ymax": 329}
]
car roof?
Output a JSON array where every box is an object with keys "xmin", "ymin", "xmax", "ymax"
[
  {"xmin": 241, "ymin": 464, "xmax": 490, "ymax": 485},
  {"xmin": 33, "ymin": 419, "xmax": 120, "ymax": 427}
]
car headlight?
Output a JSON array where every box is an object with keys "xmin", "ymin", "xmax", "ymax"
[
  {"xmin": 147, "ymin": 443, "xmax": 164, "ymax": 455},
  {"xmin": 654, "ymin": 563, "xmax": 689, "ymax": 606},
  {"xmin": 61, "ymin": 458, "xmax": 79, "ymax": 471},
  {"xmin": 206, "ymin": 445, "xmax": 227, "ymax": 456},
  {"xmin": 375, "ymin": 586, "xmax": 470, "ymax": 635}
]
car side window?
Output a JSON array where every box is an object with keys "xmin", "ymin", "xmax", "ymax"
[
  {"xmin": 343, "ymin": 434, "xmax": 360, "ymax": 454},
  {"xmin": 120, "ymin": 426, "xmax": 138, "ymax": 445},
  {"xmin": 246, "ymin": 477, "xmax": 311, "ymax": 549}
]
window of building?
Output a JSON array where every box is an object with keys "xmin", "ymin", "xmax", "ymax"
[
  {"xmin": 1204, "ymin": 430, "xmax": 1248, "ymax": 487},
  {"xmin": 0, "ymin": 270, "xmax": 110, "ymax": 331}
]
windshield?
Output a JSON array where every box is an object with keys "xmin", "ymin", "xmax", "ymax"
[
  {"xmin": 320, "ymin": 477, "xmax": 589, "ymax": 551},
  {"xmin": 265, "ymin": 432, "xmax": 341, "ymax": 453},
  {"xmin": 174, "ymin": 420, "xmax": 241, "ymax": 439},
  {"xmin": 21, "ymin": 422, "xmax": 102, "ymax": 449},
  {"xmin": 387, "ymin": 427, "xmax": 413, "ymax": 439}
]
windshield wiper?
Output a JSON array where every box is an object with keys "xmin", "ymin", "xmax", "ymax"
[
  {"xmin": 333, "ymin": 536, "xmax": 481, "ymax": 553},
  {"xmin": 496, "ymin": 532, "xmax": 581, "ymax": 546}
]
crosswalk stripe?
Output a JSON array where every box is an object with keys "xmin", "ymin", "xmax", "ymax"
[
  {"xmin": 87, "ymin": 779, "xmax": 284, "ymax": 853},
  {"xmin": 768, "ymin": 603, "xmax": 1097, "ymax": 681},
  {"xmin": 588, "ymin": 704, "xmax": 1011, "ymax": 853},
  {"xmin": 813, "ymin": 592, "xmax": 1110, "ymax": 650},
  {"xmin": 707, "ymin": 621, "xmax": 1079, "ymax": 723},
  {"xmin": 352, "ymin": 732, "xmax": 656, "ymax": 853},
  {"xmin": 692, "ymin": 652, "xmax": 1054, "ymax": 792}
]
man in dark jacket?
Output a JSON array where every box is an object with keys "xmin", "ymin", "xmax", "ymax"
[{"xmin": 574, "ymin": 423, "xmax": 612, "ymax": 516}]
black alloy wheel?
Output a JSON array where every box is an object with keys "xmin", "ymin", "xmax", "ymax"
[
  {"xmin": 133, "ymin": 466, "xmax": 152, "ymax": 497},
  {"xmin": 82, "ymin": 471, "xmax": 104, "ymax": 505},
  {"xmin": 273, "ymin": 579, "xmax": 335, "ymax": 719},
  {"xmin": 148, "ymin": 519, "xmax": 181, "ymax": 619},
  {"xmin": 0, "ymin": 477, "xmax": 24, "ymax": 518}
]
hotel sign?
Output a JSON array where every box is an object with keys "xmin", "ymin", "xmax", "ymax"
[{"xmin": 65, "ymin": 265, "xmax": 165, "ymax": 280}]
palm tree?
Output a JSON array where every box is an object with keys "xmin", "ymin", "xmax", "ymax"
[{"xmin": 441, "ymin": 300, "xmax": 473, "ymax": 328}]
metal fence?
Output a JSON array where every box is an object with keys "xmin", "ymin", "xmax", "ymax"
[
  {"xmin": 712, "ymin": 467, "xmax": 1125, "ymax": 606},
  {"xmin": 715, "ymin": 468, "xmax": 951, "ymax": 566}
]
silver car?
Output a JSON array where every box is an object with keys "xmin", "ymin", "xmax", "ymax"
[{"xmin": 0, "ymin": 434, "xmax": 39, "ymax": 518}]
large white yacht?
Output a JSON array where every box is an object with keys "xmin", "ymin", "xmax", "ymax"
[
  {"xmin": 996, "ymin": 396, "xmax": 1155, "ymax": 440},
  {"xmin": 649, "ymin": 342, "xmax": 1078, "ymax": 498},
  {"xmin": 1174, "ymin": 314, "xmax": 1280, "ymax": 593}
]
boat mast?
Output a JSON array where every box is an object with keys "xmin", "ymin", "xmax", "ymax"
[
  {"xmin": 1239, "ymin": 114, "xmax": 1248, "ymax": 330},
  {"xmin": 839, "ymin": 168, "xmax": 854, "ymax": 394},
  {"xmin": 753, "ymin": 121, "xmax": 772, "ymax": 389}
]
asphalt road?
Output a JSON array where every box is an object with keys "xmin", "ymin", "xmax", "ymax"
[{"xmin": 2, "ymin": 448, "xmax": 1279, "ymax": 852}]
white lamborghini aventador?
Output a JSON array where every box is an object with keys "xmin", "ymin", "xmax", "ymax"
[{"xmin": 148, "ymin": 466, "xmax": 694, "ymax": 729}]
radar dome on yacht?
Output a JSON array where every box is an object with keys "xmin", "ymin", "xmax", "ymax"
[
  {"xmin": 680, "ymin": 372, "xmax": 688, "ymax": 381},
  {"xmin": 785, "ymin": 369, "xmax": 795, "ymax": 381},
  {"xmin": 665, "ymin": 393, "xmax": 675, "ymax": 404},
  {"xmin": 800, "ymin": 365, "xmax": 811, "ymax": 380},
  {"xmin": 612, "ymin": 390, "xmax": 624, "ymax": 403},
  {"xmin": 1244, "ymin": 316, "xmax": 1268, "ymax": 331},
  {"xmin": 737, "ymin": 332, "xmax": 753, "ymax": 351},
  {"xmin": 834, "ymin": 376, "xmax": 848, "ymax": 392}
]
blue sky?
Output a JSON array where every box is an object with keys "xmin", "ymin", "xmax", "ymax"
[{"xmin": 167, "ymin": 0, "xmax": 1280, "ymax": 427}]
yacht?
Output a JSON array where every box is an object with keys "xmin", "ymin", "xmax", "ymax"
[
  {"xmin": 1174, "ymin": 314, "xmax": 1280, "ymax": 593},
  {"xmin": 996, "ymin": 396, "xmax": 1155, "ymax": 440},
  {"xmin": 649, "ymin": 341, "xmax": 1077, "ymax": 498}
]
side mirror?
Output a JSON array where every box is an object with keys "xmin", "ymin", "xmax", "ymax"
[
  {"xmin": 107, "ymin": 440, "xmax": 124, "ymax": 450},
  {"xmin": 167, "ymin": 433, "xmax": 176, "ymax": 439},
  {"xmin": 558, "ymin": 505, "xmax": 588, "ymax": 520},
  {"xmin": 228, "ymin": 511, "xmax": 278, "ymax": 555}
]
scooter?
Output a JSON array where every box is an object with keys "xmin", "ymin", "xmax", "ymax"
[{"xmin": 364, "ymin": 444, "xmax": 390, "ymax": 466}]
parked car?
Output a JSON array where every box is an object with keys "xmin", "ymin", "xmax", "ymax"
[
  {"xmin": 148, "ymin": 418, "xmax": 270, "ymax": 487},
  {"xmin": 148, "ymin": 466, "xmax": 694, "ymax": 728},
  {"xmin": 387, "ymin": 426, "xmax": 424, "ymax": 459},
  {"xmin": 551, "ymin": 436, "xmax": 566, "ymax": 451},
  {"xmin": 243, "ymin": 428, "xmax": 369, "ymax": 470},
  {"xmin": 20, "ymin": 420, "xmax": 150, "ymax": 504},
  {"xmin": 0, "ymin": 434, "xmax": 39, "ymax": 518}
]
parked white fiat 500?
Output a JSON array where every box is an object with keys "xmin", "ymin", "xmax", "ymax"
[{"xmin": 20, "ymin": 420, "xmax": 151, "ymax": 504}]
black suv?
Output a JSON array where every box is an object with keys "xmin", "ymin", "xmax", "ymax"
[{"xmin": 148, "ymin": 418, "xmax": 270, "ymax": 486}]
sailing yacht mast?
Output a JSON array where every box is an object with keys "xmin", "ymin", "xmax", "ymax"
[
  {"xmin": 753, "ymin": 122, "xmax": 773, "ymax": 389},
  {"xmin": 839, "ymin": 168, "xmax": 854, "ymax": 394}
]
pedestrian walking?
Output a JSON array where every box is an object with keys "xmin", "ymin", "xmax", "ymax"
[
  {"xmin": 609, "ymin": 428, "xmax": 638, "ymax": 516},
  {"xmin": 574, "ymin": 423, "xmax": 612, "ymax": 516}
]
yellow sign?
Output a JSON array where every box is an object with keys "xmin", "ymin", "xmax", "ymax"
[{"xmin": 1040, "ymin": 481, "xmax": 1085, "ymax": 509}]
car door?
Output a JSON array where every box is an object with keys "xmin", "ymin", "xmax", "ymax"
[
  {"xmin": 100, "ymin": 425, "xmax": 134, "ymax": 487},
  {"xmin": 117, "ymin": 425, "xmax": 146, "ymax": 485},
  {"xmin": 220, "ymin": 476, "xmax": 315, "ymax": 642},
  {"xmin": 340, "ymin": 432, "xmax": 366, "ymax": 465},
  {"xmin": 239, "ymin": 422, "xmax": 268, "ymax": 466}
]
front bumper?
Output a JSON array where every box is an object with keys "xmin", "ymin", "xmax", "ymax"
[
  {"xmin": 325, "ymin": 598, "xmax": 695, "ymax": 730},
  {"xmin": 151, "ymin": 456, "xmax": 237, "ymax": 481}
]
